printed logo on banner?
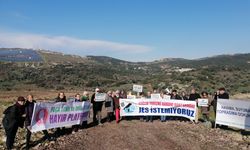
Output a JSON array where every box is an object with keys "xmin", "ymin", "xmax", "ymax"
[
  {"xmin": 35, "ymin": 108, "xmax": 49, "ymax": 125},
  {"xmin": 120, "ymin": 102, "xmax": 136, "ymax": 113},
  {"xmin": 198, "ymin": 99, "xmax": 208, "ymax": 107}
]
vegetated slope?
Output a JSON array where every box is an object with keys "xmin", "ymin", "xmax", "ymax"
[{"xmin": 0, "ymin": 48, "xmax": 250, "ymax": 94}]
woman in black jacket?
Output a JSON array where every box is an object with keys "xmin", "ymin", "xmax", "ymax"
[
  {"xmin": 2, "ymin": 96, "xmax": 25, "ymax": 150},
  {"xmin": 25, "ymin": 94, "xmax": 53, "ymax": 150},
  {"xmin": 55, "ymin": 92, "xmax": 67, "ymax": 137}
]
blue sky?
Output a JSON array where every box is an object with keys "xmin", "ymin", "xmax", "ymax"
[{"xmin": 0, "ymin": 0, "xmax": 249, "ymax": 61}]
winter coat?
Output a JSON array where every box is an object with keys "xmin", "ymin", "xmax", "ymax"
[
  {"xmin": 55, "ymin": 96, "xmax": 66, "ymax": 102},
  {"xmin": 212, "ymin": 92, "xmax": 229, "ymax": 112},
  {"xmin": 81, "ymin": 96, "xmax": 89, "ymax": 102},
  {"xmin": 91, "ymin": 93, "xmax": 103, "ymax": 111},
  {"xmin": 25, "ymin": 100, "xmax": 36, "ymax": 127},
  {"xmin": 2, "ymin": 102, "xmax": 25, "ymax": 131},
  {"xmin": 75, "ymin": 99, "xmax": 81, "ymax": 102},
  {"xmin": 201, "ymin": 98, "xmax": 212, "ymax": 115},
  {"xmin": 171, "ymin": 94, "xmax": 182, "ymax": 100},
  {"xmin": 105, "ymin": 95, "xmax": 114, "ymax": 113},
  {"xmin": 218, "ymin": 93, "xmax": 229, "ymax": 99},
  {"xmin": 189, "ymin": 93, "xmax": 201, "ymax": 101}
]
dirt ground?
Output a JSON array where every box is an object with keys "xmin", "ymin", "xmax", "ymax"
[{"xmin": 35, "ymin": 120, "xmax": 250, "ymax": 150}]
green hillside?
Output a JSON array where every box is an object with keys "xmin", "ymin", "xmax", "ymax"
[{"xmin": 0, "ymin": 49, "xmax": 250, "ymax": 94}]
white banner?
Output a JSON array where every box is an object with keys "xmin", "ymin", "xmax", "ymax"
[
  {"xmin": 198, "ymin": 99, "xmax": 208, "ymax": 107},
  {"xmin": 133, "ymin": 84, "xmax": 143, "ymax": 93},
  {"xmin": 120, "ymin": 99, "xmax": 197, "ymax": 121},
  {"xmin": 95, "ymin": 93, "xmax": 106, "ymax": 102},
  {"xmin": 30, "ymin": 101, "xmax": 91, "ymax": 132},
  {"xmin": 151, "ymin": 94, "xmax": 161, "ymax": 99},
  {"xmin": 216, "ymin": 99, "xmax": 250, "ymax": 130},
  {"xmin": 163, "ymin": 95, "xmax": 171, "ymax": 100},
  {"xmin": 127, "ymin": 95, "xmax": 136, "ymax": 99}
]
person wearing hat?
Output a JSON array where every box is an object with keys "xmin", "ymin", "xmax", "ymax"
[{"xmin": 2, "ymin": 96, "xmax": 25, "ymax": 150}]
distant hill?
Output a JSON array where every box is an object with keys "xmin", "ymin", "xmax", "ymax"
[{"xmin": 0, "ymin": 48, "xmax": 250, "ymax": 94}]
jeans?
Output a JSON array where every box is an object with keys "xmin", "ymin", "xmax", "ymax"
[
  {"xmin": 146, "ymin": 116, "xmax": 153, "ymax": 122},
  {"xmin": 161, "ymin": 116, "xmax": 166, "ymax": 122},
  {"xmin": 115, "ymin": 108, "xmax": 120, "ymax": 123}
]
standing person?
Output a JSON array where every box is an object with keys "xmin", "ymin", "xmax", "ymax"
[
  {"xmin": 145, "ymin": 91, "xmax": 153, "ymax": 122},
  {"xmin": 171, "ymin": 90, "xmax": 182, "ymax": 100},
  {"xmin": 2, "ymin": 97, "xmax": 25, "ymax": 150},
  {"xmin": 72, "ymin": 93, "xmax": 81, "ymax": 133},
  {"xmin": 105, "ymin": 91, "xmax": 114, "ymax": 122},
  {"xmin": 200, "ymin": 92, "xmax": 212, "ymax": 122},
  {"xmin": 188, "ymin": 88, "xmax": 200, "ymax": 123},
  {"xmin": 25, "ymin": 94, "xmax": 52, "ymax": 150},
  {"xmin": 189, "ymin": 88, "xmax": 201, "ymax": 101},
  {"xmin": 55, "ymin": 92, "xmax": 66, "ymax": 137},
  {"xmin": 212, "ymin": 88, "xmax": 229, "ymax": 118},
  {"xmin": 91, "ymin": 88, "xmax": 104, "ymax": 125},
  {"xmin": 181, "ymin": 91, "xmax": 189, "ymax": 100},
  {"xmin": 138, "ymin": 92, "xmax": 146, "ymax": 122},
  {"xmin": 81, "ymin": 91, "xmax": 89, "ymax": 128},
  {"xmin": 82, "ymin": 91, "xmax": 90, "ymax": 102},
  {"xmin": 120, "ymin": 90, "xmax": 127, "ymax": 99},
  {"xmin": 113, "ymin": 90, "xmax": 121, "ymax": 123},
  {"xmin": 218, "ymin": 87, "xmax": 229, "ymax": 99},
  {"xmin": 161, "ymin": 91, "xmax": 169, "ymax": 122},
  {"xmin": 55, "ymin": 92, "xmax": 66, "ymax": 102},
  {"xmin": 171, "ymin": 90, "xmax": 182, "ymax": 120},
  {"xmin": 211, "ymin": 91, "xmax": 218, "ymax": 117}
]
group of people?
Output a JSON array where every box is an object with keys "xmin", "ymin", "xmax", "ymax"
[
  {"xmin": 2, "ymin": 87, "xmax": 229, "ymax": 149},
  {"xmin": 2, "ymin": 95, "xmax": 54, "ymax": 150}
]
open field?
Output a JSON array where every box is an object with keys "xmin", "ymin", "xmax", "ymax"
[{"xmin": 0, "ymin": 90, "xmax": 250, "ymax": 149}]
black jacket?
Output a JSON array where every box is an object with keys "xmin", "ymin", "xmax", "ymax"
[
  {"xmin": 55, "ymin": 96, "xmax": 67, "ymax": 102},
  {"xmin": 2, "ymin": 102, "xmax": 25, "ymax": 130},
  {"xmin": 25, "ymin": 100, "xmax": 36, "ymax": 127},
  {"xmin": 189, "ymin": 93, "xmax": 201, "ymax": 101},
  {"xmin": 171, "ymin": 94, "xmax": 182, "ymax": 100},
  {"xmin": 218, "ymin": 93, "xmax": 229, "ymax": 99},
  {"xmin": 91, "ymin": 93, "xmax": 103, "ymax": 111}
]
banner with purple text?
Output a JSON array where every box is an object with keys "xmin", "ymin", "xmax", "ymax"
[
  {"xmin": 120, "ymin": 99, "xmax": 197, "ymax": 121},
  {"xmin": 30, "ymin": 101, "xmax": 91, "ymax": 132}
]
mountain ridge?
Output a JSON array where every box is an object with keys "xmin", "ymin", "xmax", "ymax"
[{"xmin": 0, "ymin": 48, "xmax": 250, "ymax": 94}]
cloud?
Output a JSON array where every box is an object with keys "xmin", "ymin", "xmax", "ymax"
[{"xmin": 0, "ymin": 31, "xmax": 152, "ymax": 56}]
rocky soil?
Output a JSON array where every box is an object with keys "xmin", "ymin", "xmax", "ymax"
[{"xmin": 28, "ymin": 120, "xmax": 250, "ymax": 150}]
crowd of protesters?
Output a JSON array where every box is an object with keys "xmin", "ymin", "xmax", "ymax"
[{"xmin": 2, "ymin": 87, "xmax": 229, "ymax": 149}]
